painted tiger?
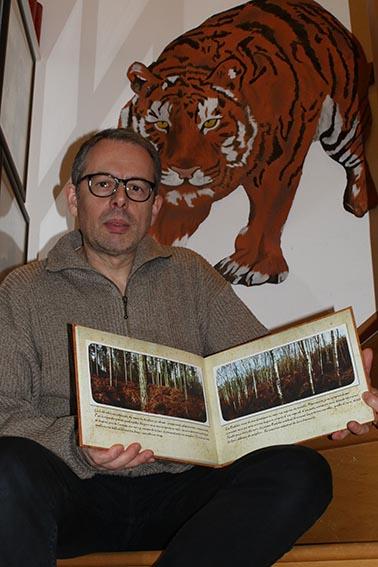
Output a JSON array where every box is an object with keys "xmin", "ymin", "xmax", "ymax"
[{"xmin": 119, "ymin": 0, "xmax": 377, "ymax": 286}]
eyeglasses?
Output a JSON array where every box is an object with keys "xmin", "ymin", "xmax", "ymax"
[{"xmin": 78, "ymin": 173, "xmax": 156, "ymax": 202}]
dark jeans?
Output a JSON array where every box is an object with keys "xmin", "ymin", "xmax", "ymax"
[{"xmin": 0, "ymin": 436, "xmax": 332, "ymax": 567}]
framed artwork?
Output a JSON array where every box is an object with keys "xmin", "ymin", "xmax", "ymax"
[
  {"xmin": 0, "ymin": 147, "xmax": 29, "ymax": 281},
  {"xmin": 0, "ymin": 0, "xmax": 37, "ymax": 196}
]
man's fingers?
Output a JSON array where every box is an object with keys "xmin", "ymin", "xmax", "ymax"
[{"xmin": 83, "ymin": 443, "xmax": 154, "ymax": 470}]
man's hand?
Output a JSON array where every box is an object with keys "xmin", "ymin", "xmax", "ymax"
[
  {"xmin": 331, "ymin": 347, "xmax": 378, "ymax": 440},
  {"xmin": 82, "ymin": 443, "xmax": 155, "ymax": 471}
]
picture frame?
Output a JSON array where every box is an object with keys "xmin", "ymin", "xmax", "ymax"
[
  {"xmin": 0, "ymin": 0, "xmax": 38, "ymax": 196},
  {"xmin": 0, "ymin": 146, "xmax": 29, "ymax": 281}
]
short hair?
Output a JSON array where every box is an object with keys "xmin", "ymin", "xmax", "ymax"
[{"xmin": 71, "ymin": 128, "xmax": 161, "ymax": 190}]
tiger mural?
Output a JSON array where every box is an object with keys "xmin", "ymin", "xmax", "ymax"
[{"xmin": 119, "ymin": 0, "xmax": 377, "ymax": 286}]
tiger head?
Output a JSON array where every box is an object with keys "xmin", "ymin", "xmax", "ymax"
[{"xmin": 119, "ymin": 58, "xmax": 258, "ymax": 244}]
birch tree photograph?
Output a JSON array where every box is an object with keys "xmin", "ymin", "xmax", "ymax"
[
  {"xmin": 88, "ymin": 344, "xmax": 207, "ymax": 422},
  {"xmin": 216, "ymin": 325, "xmax": 355, "ymax": 421}
]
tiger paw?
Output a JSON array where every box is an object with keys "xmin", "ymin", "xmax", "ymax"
[{"xmin": 214, "ymin": 256, "xmax": 289, "ymax": 286}]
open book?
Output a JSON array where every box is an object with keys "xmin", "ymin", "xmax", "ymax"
[{"xmin": 72, "ymin": 307, "xmax": 374, "ymax": 467}]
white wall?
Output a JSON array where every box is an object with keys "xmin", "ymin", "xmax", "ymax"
[{"xmin": 25, "ymin": 0, "xmax": 376, "ymax": 331}]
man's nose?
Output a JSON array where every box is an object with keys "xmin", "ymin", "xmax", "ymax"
[{"xmin": 109, "ymin": 183, "xmax": 128, "ymax": 207}]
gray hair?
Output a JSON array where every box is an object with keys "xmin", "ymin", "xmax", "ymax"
[{"xmin": 71, "ymin": 128, "xmax": 161, "ymax": 190}]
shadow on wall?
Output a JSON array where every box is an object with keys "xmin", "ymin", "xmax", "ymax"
[
  {"xmin": 0, "ymin": 179, "xmax": 26, "ymax": 281},
  {"xmin": 0, "ymin": 233, "xmax": 23, "ymax": 283},
  {"xmin": 38, "ymin": 132, "xmax": 97, "ymax": 260}
]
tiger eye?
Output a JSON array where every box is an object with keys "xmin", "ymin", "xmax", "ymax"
[
  {"xmin": 156, "ymin": 121, "xmax": 169, "ymax": 130},
  {"xmin": 203, "ymin": 118, "xmax": 218, "ymax": 129}
]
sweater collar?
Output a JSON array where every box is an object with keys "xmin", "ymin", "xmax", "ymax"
[
  {"xmin": 130, "ymin": 233, "xmax": 172, "ymax": 276},
  {"xmin": 46, "ymin": 230, "xmax": 172, "ymax": 273}
]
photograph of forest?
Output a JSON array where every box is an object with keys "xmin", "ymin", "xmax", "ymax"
[
  {"xmin": 216, "ymin": 325, "xmax": 355, "ymax": 421},
  {"xmin": 88, "ymin": 344, "xmax": 207, "ymax": 422}
]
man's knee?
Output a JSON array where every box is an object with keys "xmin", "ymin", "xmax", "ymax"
[
  {"xmin": 260, "ymin": 444, "xmax": 333, "ymax": 518},
  {"xmin": 0, "ymin": 436, "xmax": 73, "ymax": 499},
  {"xmin": 281, "ymin": 445, "xmax": 332, "ymax": 500},
  {"xmin": 0, "ymin": 436, "xmax": 51, "ymax": 467},
  {"xmin": 0, "ymin": 437, "xmax": 50, "ymax": 493},
  {"xmin": 0, "ymin": 435, "xmax": 79, "ymax": 532},
  {"xmin": 233, "ymin": 444, "xmax": 332, "ymax": 514}
]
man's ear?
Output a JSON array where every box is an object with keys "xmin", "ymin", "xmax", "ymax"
[
  {"xmin": 151, "ymin": 194, "xmax": 163, "ymax": 226},
  {"xmin": 65, "ymin": 182, "xmax": 79, "ymax": 217}
]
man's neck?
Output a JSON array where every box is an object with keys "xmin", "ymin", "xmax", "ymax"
[{"xmin": 79, "ymin": 246, "xmax": 135, "ymax": 294}]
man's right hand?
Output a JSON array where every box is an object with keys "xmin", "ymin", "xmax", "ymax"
[
  {"xmin": 331, "ymin": 348, "xmax": 378, "ymax": 440},
  {"xmin": 82, "ymin": 443, "xmax": 155, "ymax": 471}
]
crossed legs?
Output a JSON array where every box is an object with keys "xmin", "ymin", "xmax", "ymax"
[{"xmin": 0, "ymin": 437, "xmax": 332, "ymax": 567}]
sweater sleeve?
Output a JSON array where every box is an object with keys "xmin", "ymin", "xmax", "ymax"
[
  {"xmin": 206, "ymin": 284, "xmax": 268, "ymax": 355},
  {"xmin": 0, "ymin": 272, "xmax": 96, "ymax": 479},
  {"xmin": 192, "ymin": 253, "xmax": 268, "ymax": 356}
]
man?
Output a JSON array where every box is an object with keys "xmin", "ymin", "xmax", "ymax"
[{"xmin": 0, "ymin": 128, "xmax": 372, "ymax": 566}]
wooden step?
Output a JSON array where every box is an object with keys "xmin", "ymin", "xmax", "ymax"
[{"xmin": 56, "ymin": 542, "xmax": 378, "ymax": 566}]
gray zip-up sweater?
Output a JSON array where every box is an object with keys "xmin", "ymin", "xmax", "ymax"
[{"xmin": 0, "ymin": 230, "xmax": 266, "ymax": 478}]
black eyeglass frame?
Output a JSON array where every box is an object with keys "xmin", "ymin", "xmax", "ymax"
[{"xmin": 77, "ymin": 172, "xmax": 156, "ymax": 202}]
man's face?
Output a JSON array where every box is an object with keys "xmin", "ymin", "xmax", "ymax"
[{"xmin": 66, "ymin": 139, "xmax": 162, "ymax": 261}]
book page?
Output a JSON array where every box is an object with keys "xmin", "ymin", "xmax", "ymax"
[
  {"xmin": 73, "ymin": 327, "xmax": 220, "ymax": 465},
  {"xmin": 205, "ymin": 308, "xmax": 374, "ymax": 464}
]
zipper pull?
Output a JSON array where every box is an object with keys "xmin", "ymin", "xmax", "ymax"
[{"xmin": 122, "ymin": 295, "xmax": 128, "ymax": 319}]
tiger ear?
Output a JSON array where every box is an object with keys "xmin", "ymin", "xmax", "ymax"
[
  {"xmin": 127, "ymin": 62, "xmax": 160, "ymax": 94},
  {"xmin": 208, "ymin": 57, "xmax": 246, "ymax": 93}
]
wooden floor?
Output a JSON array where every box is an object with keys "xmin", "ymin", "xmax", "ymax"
[{"xmin": 56, "ymin": 542, "xmax": 378, "ymax": 566}]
